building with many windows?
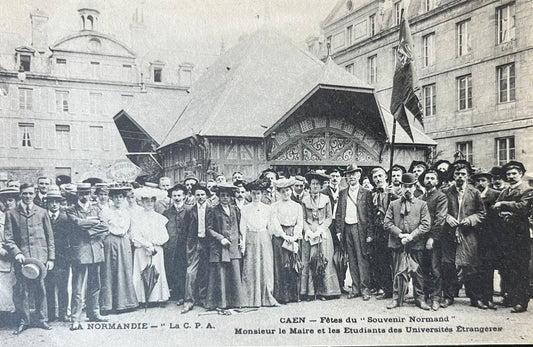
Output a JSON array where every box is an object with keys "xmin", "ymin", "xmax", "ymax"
[
  {"xmin": 0, "ymin": 6, "xmax": 193, "ymax": 184},
  {"xmin": 309, "ymin": 0, "xmax": 533, "ymax": 170}
]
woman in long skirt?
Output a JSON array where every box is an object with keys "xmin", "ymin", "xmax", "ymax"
[
  {"xmin": 300, "ymin": 171, "xmax": 340, "ymax": 300},
  {"xmin": 240, "ymin": 179, "xmax": 279, "ymax": 307},
  {"xmin": 0, "ymin": 189, "xmax": 18, "ymax": 324},
  {"xmin": 131, "ymin": 186, "xmax": 170, "ymax": 306},
  {"xmin": 99, "ymin": 185, "xmax": 138, "ymax": 313},
  {"xmin": 271, "ymin": 178, "xmax": 303, "ymax": 304}
]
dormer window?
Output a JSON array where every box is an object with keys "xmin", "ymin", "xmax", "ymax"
[
  {"xmin": 15, "ymin": 46, "xmax": 35, "ymax": 72},
  {"xmin": 154, "ymin": 67, "xmax": 162, "ymax": 82},
  {"xmin": 20, "ymin": 55, "xmax": 31, "ymax": 72},
  {"xmin": 150, "ymin": 61, "xmax": 165, "ymax": 83}
]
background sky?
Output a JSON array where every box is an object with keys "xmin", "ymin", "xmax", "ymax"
[{"xmin": 1, "ymin": 0, "xmax": 338, "ymax": 71}]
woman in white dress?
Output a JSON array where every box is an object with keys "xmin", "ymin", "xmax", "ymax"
[
  {"xmin": 240, "ymin": 179, "xmax": 280, "ymax": 307},
  {"xmin": 131, "ymin": 186, "xmax": 170, "ymax": 306}
]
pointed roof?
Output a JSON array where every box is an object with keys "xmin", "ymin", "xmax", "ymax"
[{"xmin": 159, "ymin": 28, "xmax": 375, "ymax": 149}]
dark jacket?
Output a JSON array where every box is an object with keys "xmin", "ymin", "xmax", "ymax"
[
  {"xmin": 207, "ymin": 204, "xmax": 241, "ymax": 263},
  {"xmin": 419, "ymin": 188, "xmax": 448, "ymax": 241},
  {"xmin": 384, "ymin": 197, "xmax": 431, "ymax": 250},
  {"xmin": 66, "ymin": 203, "xmax": 109, "ymax": 264},
  {"xmin": 163, "ymin": 204, "xmax": 188, "ymax": 256},
  {"xmin": 50, "ymin": 211, "xmax": 71, "ymax": 268},
  {"xmin": 335, "ymin": 186, "xmax": 376, "ymax": 252},
  {"xmin": 4, "ymin": 203, "xmax": 55, "ymax": 264}
]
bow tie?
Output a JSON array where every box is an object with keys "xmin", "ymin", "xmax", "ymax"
[
  {"xmin": 374, "ymin": 187, "xmax": 385, "ymax": 193},
  {"xmin": 401, "ymin": 195, "xmax": 412, "ymax": 203}
]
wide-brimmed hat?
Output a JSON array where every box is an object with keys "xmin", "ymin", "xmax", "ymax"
[
  {"xmin": 183, "ymin": 175, "xmax": 199, "ymax": 184},
  {"xmin": 344, "ymin": 164, "xmax": 362, "ymax": 175},
  {"xmin": 432, "ymin": 160, "xmax": 451, "ymax": 171},
  {"xmin": 305, "ymin": 171, "xmax": 330, "ymax": 183},
  {"xmin": 191, "ymin": 184, "xmax": 210, "ymax": 196},
  {"xmin": 245, "ymin": 178, "xmax": 270, "ymax": 192},
  {"xmin": 401, "ymin": 173, "xmax": 417, "ymax": 185},
  {"xmin": 274, "ymin": 178, "xmax": 295, "ymax": 190},
  {"xmin": 213, "ymin": 182, "xmax": 238, "ymax": 194},
  {"xmin": 107, "ymin": 182, "xmax": 132, "ymax": 196},
  {"xmin": 168, "ymin": 183, "xmax": 188, "ymax": 197},
  {"xmin": 21, "ymin": 257, "xmax": 47, "ymax": 280},
  {"xmin": 134, "ymin": 186, "xmax": 168, "ymax": 200},
  {"xmin": 472, "ymin": 170, "xmax": 493, "ymax": 181},
  {"xmin": 502, "ymin": 161, "xmax": 526, "ymax": 174},
  {"xmin": 0, "ymin": 187, "xmax": 20, "ymax": 199},
  {"xmin": 76, "ymin": 183, "xmax": 92, "ymax": 193}
]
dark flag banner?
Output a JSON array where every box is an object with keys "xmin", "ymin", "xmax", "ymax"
[{"xmin": 390, "ymin": 11, "xmax": 423, "ymax": 141}]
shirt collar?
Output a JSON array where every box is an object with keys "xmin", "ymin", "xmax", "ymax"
[
  {"xmin": 78, "ymin": 200, "xmax": 91, "ymax": 210},
  {"xmin": 509, "ymin": 181, "xmax": 521, "ymax": 189}
]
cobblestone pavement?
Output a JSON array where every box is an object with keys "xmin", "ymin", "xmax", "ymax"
[{"xmin": 1, "ymin": 293, "xmax": 532, "ymax": 346}]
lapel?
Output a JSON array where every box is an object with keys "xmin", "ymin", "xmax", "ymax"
[{"xmin": 18, "ymin": 203, "xmax": 35, "ymax": 218}]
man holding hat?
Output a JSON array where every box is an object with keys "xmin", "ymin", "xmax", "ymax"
[
  {"xmin": 384, "ymin": 173, "xmax": 431, "ymax": 310},
  {"xmin": 4, "ymin": 183, "xmax": 55, "ymax": 334},
  {"xmin": 492, "ymin": 161, "xmax": 533, "ymax": 313},
  {"xmin": 335, "ymin": 164, "xmax": 375, "ymax": 301},
  {"xmin": 67, "ymin": 182, "xmax": 109, "ymax": 330},
  {"xmin": 45, "ymin": 185, "xmax": 71, "ymax": 322}
]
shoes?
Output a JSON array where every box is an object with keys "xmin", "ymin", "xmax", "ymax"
[
  {"xmin": 36, "ymin": 322, "xmax": 52, "ymax": 330},
  {"xmin": 14, "ymin": 324, "xmax": 29, "ymax": 335},
  {"xmin": 486, "ymin": 301, "xmax": 497, "ymax": 310},
  {"xmin": 369, "ymin": 288, "xmax": 378, "ymax": 295},
  {"xmin": 376, "ymin": 293, "xmax": 392, "ymax": 300},
  {"xmin": 70, "ymin": 322, "xmax": 83, "ymax": 331},
  {"xmin": 347, "ymin": 293, "xmax": 360, "ymax": 299},
  {"xmin": 88, "ymin": 315, "xmax": 108, "ymax": 322},
  {"xmin": 431, "ymin": 301, "xmax": 440, "ymax": 311},
  {"xmin": 511, "ymin": 304, "xmax": 527, "ymax": 313},
  {"xmin": 362, "ymin": 293, "xmax": 371, "ymax": 301},
  {"xmin": 176, "ymin": 299, "xmax": 184, "ymax": 306},
  {"xmin": 319, "ymin": 296, "xmax": 326, "ymax": 301},
  {"xmin": 475, "ymin": 300, "xmax": 488, "ymax": 310},
  {"xmin": 386, "ymin": 300, "xmax": 399, "ymax": 309},
  {"xmin": 159, "ymin": 302, "xmax": 168, "ymax": 308},
  {"xmin": 440, "ymin": 298, "xmax": 453, "ymax": 308},
  {"xmin": 181, "ymin": 303, "xmax": 193, "ymax": 314},
  {"xmin": 416, "ymin": 300, "xmax": 431, "ymax": 311}
]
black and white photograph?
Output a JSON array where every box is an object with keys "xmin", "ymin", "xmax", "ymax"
[{"xmin": 0, "ymin": 0, "xmax": 532, "ymax": 345}]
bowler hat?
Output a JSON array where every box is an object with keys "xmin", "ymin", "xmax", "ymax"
[
  {"xmin": 472, "ymin": 170, "xmax": 493, "ymax": 181},
  {"xmin": 489, "ymin": 166, "xmax": 504, "ymax": 179},
  {"xmin": 344, "ymin": 164, "xmax": 362, "ymax": 175},
  {"xmin": 400, "ymin": 173, "xmax": 417, "ymax": 185},
  {"xmin": 76, "ymin": 183, "xmax": 92, "ymax": 193},
  {"xmin": 502, "ymin": 161, "xmax": 526, "ymax": 174},
  {"xmin": 21, "ymin": 257, "xmax": 47, "ymax": 280}
]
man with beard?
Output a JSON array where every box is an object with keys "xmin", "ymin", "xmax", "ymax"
[
  {"xmin": 443, "ymin": 160, "xmax": 485, "ymax": 309},
  {"xmin": 492, "ymin": 161, "xmax": 533, "ymax": 313},
  {"xmin": 472, "ymin": 170, "xmax": 500, "ymax": 309},
  {"xmin": 419, "ymin": 169, "xmax": 448, "ymax": 311},
  {"xmin": 384, "ymin": 173, "xmax": 431, "ymax": 310},
  {"xmin": 432, "ymin": 160, "xmax": 452, "ymax": 192},
  {"xmin": 233, "ymin": 180, "xmax": 248, "ymax": 210},
  {"xmin": 370, "ymin": 167, "xmax": 398, "ymax": 300},
  {"xmin": 163, "ymin": 184, "xmax": 188, "ymax": 304},
  {"xmin": 388, "ymin": 165, "xmax": 406, "ymax": 196},
  {"xmin": 408, "ymin": 161, "xmax": 428, "ymax": 198},
  {"xmin": 206, "ymin": 179, "xmax": 219, "ymax": 206}
]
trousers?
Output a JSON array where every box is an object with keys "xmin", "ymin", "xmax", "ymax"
[{"xmin": 71, "ymin": 263, "xmax": 101, "ymax": 322}]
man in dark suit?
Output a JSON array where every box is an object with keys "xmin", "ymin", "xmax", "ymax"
[
  {"xmin": 181, "ymin": 185, "xmax": 211, "ymax": 313},
  {"xmin": 384, "ymin": 173, "xmax": 431, "ymax": 310},
  {"xmin": 34, "ymin": 176, "xmax": 51, "ymax": 209},
  {"xmin": 163, "ymin": 184, "xmax": 188, "ymax": 304},
  {"xmin": 44, "ymin": 186, "xmax": 71, "ymax": 322},
  {"xmin": 4, "ymin": 183, "xmax": 55, "ymax": 334},
  {"xmin": 67, "ymin": 183, "xmax": 109, "ymax": 330},
  {"xmin": 472, "ymin": 170, "xmax": 500, "ymax": 309},
  {"xmin": 492, "ymin": 161, "xmax": 533, "ymax": 313},
  {"xmin": 291, "ymin": 175, "xmax": 308, "ymax": 204},
  {"xmin": 335, "ymin": 164, "xmax": 375, "ymax": 300},
  {"xmin": 419, "ymin": 169, "xmax": 448, "ymax": 311},
  {"xmin": 443, "ymin": 160, "xmax": 486, "ymax": 309}
]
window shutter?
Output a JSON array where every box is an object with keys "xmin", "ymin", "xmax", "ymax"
[
  {"xmin": 0, "ymin": 117, "xmax": 5, "ymax": 148},
  {"xmin": 48, "ymin": 122, "xmax": 57, "ymax": 149},
  {"xmin": 48, "ymin": 89, "xmax": 56, "ymax": 113},
  {"xmin": 33, "ymin": 121, "xmax": 43, "ymax": 149},
  {"xmin": 70, "ymin": 124, "xmax": 80, "ymax": 150},
  {"xmin": 33, "ymin": 88, "xmax": 40, "ymax": 113},
  {"xmin": 102, "ymin": 93, "xmax": 111, "ymax": 116},
  {"xmin": 11, "ymin": 120, "xmax": 19, "ymax": 148},
  {"xmin": 10, "ymin": 86, "xmax": 18, "ymax": 110}
]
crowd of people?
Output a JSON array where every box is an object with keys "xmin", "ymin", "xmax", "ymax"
[{"xmin": 0, "ymin": 158, "xmax": 532, "ymax": 335}]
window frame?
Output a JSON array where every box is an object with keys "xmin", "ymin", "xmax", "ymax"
[
  {"xmin": 422, "ymin": 83, "xmax": 436, "ymax": 117},
  {"xmin": 456, "ymin": 141, "xmax": 473, "ymax": 163},
  {"xmin": 496, "ymin": 136, "xmax": 515, "ymax": 165},
  {"xmin": 153, "ymin": 67, "xmax": 163, "ymax": 83},
  {"xmin": 497, "ymin": 3, "xmax": 515, "ymax": 44},
  {"xmin": 367, "ymin": 55, "xmax": 377, "ymax": 84},
  {"xmin": 497, "ymin": 63, "xmax": 515, "ymax": 103},
  {"xmin": 457, "ymin": 74, "xmax": 472, "ymax": 111},
  {"xmin": 369, "ymin": 14, "xmax": 376, "ymax": 37},
  {"xmin": 456, "ymin": 19, "xmax": 470, "ymax": 57},
  {"xmin": 422, "ymin": 33, "xmax": 435, "ymax": 67},
  {"xmin": 19, "ymin": 122, "xmax": 34, "ymax": 148},
  {"xmin": 19, "ymin": 87, "xmax": 33, "ymax": 111},
  {"xmin": 55, "ymin": 90, "xmax": 70, "ymax": 113}
]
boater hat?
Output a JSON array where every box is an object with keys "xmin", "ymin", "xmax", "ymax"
[
  {"xmin": 213, "ymin": 183, "xmax": 238, "ymax": 195},
  {"xmin": 0, "ymin": 187, "xmax": 20, "ymax": 199},
  {"xmin": 76, "ymin": 183, "xmax": 92, "ymax": 193},
  {"xmin": 46, "ymin": 185, "xmax": 65, "ymax": 200},
  {"xmin": 21, "ymin": 257, "xmax": 47, "ymax": 280}
]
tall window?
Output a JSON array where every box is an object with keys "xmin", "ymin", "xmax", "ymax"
[
  {"xmin": 90, "ymin": 61, "xmax": 100, "ymax": 78},
  {"xmin": 497, "ymin": 63, "xmax": 515, "ymax": 103},
  {"xmin": 345, "ymin": 63, "xmax": 354, "ymax": 74},
  {"xmin": 497, "ymin": 3, "xmax": 515, "ymax": 44},
  {"xmin": 56, "ymin": 91, "xmax": 69, "ymax": 112},
  {"xmin": 153, "ymin": 67, "xmax": 162, "ymax": 82},
  {"xmin": 457, "ymin": 74, "xmax": 472, "ymax": 110},
  {"xmin": 89, "ymin": 92, "xmax": 103, "ymax": 114},
  {"xmin": 56, "ymin": 58, "xmax": 67, "ymax": 75},
  {"xmin": 346, "ymin": 25, "xmax": 353, "ymax": 45},
  {"xmin": 422, "ymin": 33, "xmax": 435, "ymax": 67},
  {"xmin": 369, "ymin": 15, "xmax": 376, "ymax": 36},
  {"xmin": 19, "ymin": 123, "xmax": 34, "ymax": 147},
  {"xmin": 89, "ymin": 126, "xmax": 104, "ymax": 149},
  {"xmin": 20, "ymin": 55, "xmax": 31, "ymax": 72},
  {"xmin": 456, "ymin": 19, "xmax": 471, "ymax": 56},
  {"xmin": 456, "ymin": 141, "xmax": 473, "ymax": 163},
  {"xmin": 19, "ymin": 88, "xmax": 33, "ymax": 110},
  {"xmin": 395, "ymin": 1, "xmax": 402, "ymax": 25},
  {"xmin": 424, "ymin": 0, "xmax": 433, "ymax": 12},
  {"xmin": 122, "ymin": 64, "xmax": 132, "ymax": 81},
  {"xmin": 368, "ymin": 55, "xmax": 377, "ymax": 84},
  {"xmin": 55, "ymin": 124, "xmax": 71, "ymax": 150},
  {"xmin": 496, "ymin": 136, "xmax": 515, "ymax": 165},
  {"xmin": 423, "ymin": 84, "xmax": 436, "ymax": 117}
]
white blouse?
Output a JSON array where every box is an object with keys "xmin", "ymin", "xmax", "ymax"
[{"xmin": 131, "ymin": 210, "xmax": 169, "ymax": 248}]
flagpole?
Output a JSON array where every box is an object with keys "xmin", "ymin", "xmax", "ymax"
[{"xmin": 388, "ymin": 113, "xmax": 398, "ymax": 182}]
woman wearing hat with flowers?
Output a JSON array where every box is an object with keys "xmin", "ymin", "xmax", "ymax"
[
  {"xmin": 271, "ymin": 178, "xmax": 304, "ymax": 304},
  {"xmin": 131, "ymin": 185, "xmax": 170, "ymax": 306},
  {"xmin": 99, "ymin": 184, "xmax": 138, "ymax": 313},
  {"xmin": 205, "ymin": 183, "xmax": 245, "ymax": 310},
  {"xmin": 239, "ymin": 179, "xmax": 279, "ymax": 307},
  {"xmin": 300, "ymin": 171, "xmax": 340, "ymax": 300}
]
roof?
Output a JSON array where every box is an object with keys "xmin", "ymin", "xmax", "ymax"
[
  {"xmin": 379, "ymin": 104, "xmax": 437, "ymax": 146},
  {"xmin": 159, "ymin": 27, "xmax": 374, "ymax": 149}
]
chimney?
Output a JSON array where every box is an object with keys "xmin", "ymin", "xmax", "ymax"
[{"xmin": 30, "ymin": 9, "xmax": 49, "ymax": 53}]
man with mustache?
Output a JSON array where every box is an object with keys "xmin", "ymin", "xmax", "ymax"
[{"xmin": 492, "ymin": 161, "xmax": 533, "ymax": 313}]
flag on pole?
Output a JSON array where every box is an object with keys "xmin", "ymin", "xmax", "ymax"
[{"xmin": 390, "ymin": 10, "xmax": 423, "ymax": 141}]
